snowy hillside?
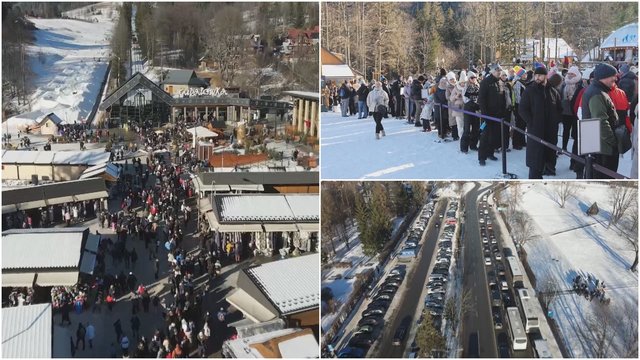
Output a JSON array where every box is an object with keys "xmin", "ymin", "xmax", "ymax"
[
  {"xmin": 509, "ymin": 182, "xmax": 638, "ymax": 357},
  {"xmin": 5, "ymin": 3, "xmax": 118, "ymax": 134},
  {"xmin": 321, "ymin": 111, "xmax": 633, "ymax": 179}
]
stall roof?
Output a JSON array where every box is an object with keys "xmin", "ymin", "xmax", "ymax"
[
  {"xmin": 35, "ymin": 271, "xmax": 79, "ymax": 286},
  {"xmin": 278, "ymin": 333, "xmax": 319, "ymax": 358},
  {"xmin": 2, "ymin": 150, "xmax": 110, "ymax": 166},
  {"xmin": 215, "ymin": 194, "xmax": 319, "ymax": 223},
  {"xmin": 226, "ymin": 288, "xmax": 279, "ymax": 323},
  {"xmin": 2, "ymin": 178, "xmax": 107, "ymax": 211},
  {"xmin": 223, "ymin": 328, "xmax": 305, "ymax": 358},
  {"xmin": 284, "ymin": 195, "xmax": 319, "ymax": 221},
  {"xmin": 601, "ymin": 22, "xmax": 638, "ymax": 49},
  {"xmin": 244, "ymin": 254, "xmax": 319, "ymax": 315},
  {"xmin": 197, "ymin": 171, "xmax": 319, "ymax": 187},
  {"xmin": 281, "ymin": 91, "xmax": 320, "ymax": 101},
  {"xmin": 79, "ymin": 162, "xmax": 120, "ymax": 181},
  {"xmin": 2, "ymin": 272, "xmax": 36, "ymax": 287},
  {"xmin": 322, "ymin": 64, "xmax": 355, "ymax": 79},
  {"xmin": 2, "ymin": 303, "xmax": 52, "ymax": 358},
  {"xmin": 186, "ymin": 126, "xmax": 219, "ymax": 138},
  {"xmin": 2, "ymin": 228, "xmax": 87, "ymax": 270}
]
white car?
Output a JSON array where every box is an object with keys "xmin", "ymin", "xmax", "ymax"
[
  {"xmin": 495, "ymin": 253, "xmax": 502, "ymax": 261},
  {"xmin": 484, "ymin": 257, "xmax": 492, "ymax": 266},
  {"xmin": 482, "ymin": 237, "xmax": 488, "ymax": 244},
  {"xmin": 479, "ymin": 218, "xmax": 485, "ymax": 224}
]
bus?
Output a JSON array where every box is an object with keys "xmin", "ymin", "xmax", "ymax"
[
  {"xmin": 533, "ymin": 339, "xmax": 552, "ymax": 358},
  {"xmin": 517, "ymin": 288, "xmax": 540, "ymax": 333},
  {"xmin": 506, "ymin": 307, "xmax": 528, "ymax": 351},
  {"xmin": 506, "ymin": 256, "xmax": 524, "ymax": 286}
]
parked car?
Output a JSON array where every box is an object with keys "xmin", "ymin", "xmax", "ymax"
[
  {"xmin": 485, "ymin": 257, "xmax": 492, "ymax": 266},
  {"xmin": 495, "ymin": 253, "xmax": 502, "ymax": 261},
  {"xmin": 362, "ymin": 308, "xmax": 385, "ymax": 318},
  {"xmin": 492, "ymin": 307, "xmax": 503, "ymax": 329},
  {"xmin": 358, "ymin": 317, "xmax": 382, "ymax": 327},
  {"xmin": 338, "ymin": 347, "xmax": 367, "ymax": 358},
  {"xmin": 496, "ymin": 262, "xmax": 506, "ymax": 275},
  {"xmin": 392, "ymin": 324, "xmax": 408, "ymax": 346},
  {"xmin": 356, "ymin": 325, "xmax": 375, "ymax": 334},
  {"xmin": 374, "ymin": 293, "xmax": 393, "ymax": 301}
]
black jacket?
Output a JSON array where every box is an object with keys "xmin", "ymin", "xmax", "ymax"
[
  {"xmin": 478, "ymin": 74, "xmax": 506, "ymax": 118},
  {"xmin": 390, "ymin": 80, "xmax": 401, "ymax": 97},
  {"xmin": 434, "ymin": 88, "xmax": 448, "ymax": 122},
  {"xmin": 519, "ymin": 81, "xmax": 563, "ymax": 170},
  {"xmin": 339, "ymin": 84, "xmax": 349, "ymax": 99},
  {"xmin": 618, "ymin": 71, "xmax": 637, "ymax": 102},
  {"xmin": 357, "ymin": 84, "xmax": 369, "ymax": 100}
]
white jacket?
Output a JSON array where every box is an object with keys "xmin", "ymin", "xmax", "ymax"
[{"xmin": 367, "ymin": 88, "xmax": 389, "ymax": 112}]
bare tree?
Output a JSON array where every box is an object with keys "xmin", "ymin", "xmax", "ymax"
[
  {"xmin": 622, "ymin": 206, "xmax": 639, "ymax": 272},
  {"xmin": 616, "ymin": 300, "xmax": 639, "ymax": 358},
  {"xmin": 579, "ymin": 306, "xmax": 616, "ymax": 358},
  {"xmin": 609, "ymin": 184, "xmax": 638, "ymax": 227},
  {"xmin": 510, "ymin": 211, "xmax": 539, "ymax": 249},
  {"xmin": 203, "ymin": 6, "xmax": 245, "ymax": 86},
  {"xmin": 444, "ymin": 289, "xmax": 473, "ymax": 329},
  {"xmin": 552, "ymin": 181, "xmax": 578, "ymax": 208},
  {"xmin": 537, "ymin": 273, "xmax": 560, "ymax": 311}
]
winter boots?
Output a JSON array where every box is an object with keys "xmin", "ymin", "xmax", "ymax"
[
  {"xmin": 376, "ymin": 133, "xmax": 381, "ymax": 140},
  {"xmin": 381, "ymin": 130, "xmax": 386, "ymax": 137},
  {"xmin": 451, "ymin": 125, "xmax": 459, "ymax": 141}
]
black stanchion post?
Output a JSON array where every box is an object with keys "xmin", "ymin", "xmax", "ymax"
[
  {"xmin": 584, "ymin": 154, "xmax": 594, "ymax": 179},
  {"xmin": 439, "ymin": 104, "xmax": 443, "ymax": 139},
  {"xmin": 500, "ymin": 117, "xmax": 507, "ymax": 176}
]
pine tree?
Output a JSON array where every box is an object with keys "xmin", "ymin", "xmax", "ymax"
[
  {"xmin": 415, "ymin": 312, "xmax": 446, "ymax": 357},
  {"xmin": 355, "ymin": 190, "xmax": 375, "ymax": 256},
  {"xmin": 369, "ymin": 183, "xmax": 391, "ymax": 253}
]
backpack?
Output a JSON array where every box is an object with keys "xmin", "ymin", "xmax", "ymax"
[
  {"xmin": 376, "ymin": 104, "xmax": 388, "ymax": 117},
  {"xmin": 339, "ymin": 88, "xmax": 346, "ymax": 98}
]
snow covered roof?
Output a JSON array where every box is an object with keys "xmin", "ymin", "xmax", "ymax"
[
  {"xmin": 601, "ymin": 23, "xmax": 638, "ymax": 49},
  {"xmin": 162, "ymin": 69, "xmax": 206, "ymax": 86},
  {"xmin": 281, "ymin": 91, "xmax": 320, "ymax": 101},
  {"xmin": 2, "ymin": 228, "xmax": 87, "ymax": 270},
  {"xmin": 186, "ymin": 126, "xmax": 219, "ymax": 138},
  {"xmin": 2, "ymin": 150, "xmax": 110, "ymax": 166},
  {"xmin": 322, "ymin": 64, "xmax": 355, "ymax": 79},
  {"xmin": 99, "ymin": 72, "xmax": 174, "ymax": 111},
  {"xmin": 2, "ymin": 178, "xmax": 108, "ymax": 210},
  {"xmin": 2, "ymin": 303, "xmax": 52, "ymax": 358},
  {"xmin": 198, "ymin": 171, "xmax": 318, "ymax": 187},
  {"xmin": 38, "ymin": 113, "xmax": 63, "ymax": 126},
  {"xmin": 215, "ymin": 194, "xmax": 319, "ymax": 222},
  {"xmin": 245, "ymin": 254, "xmax": 319, "ymax": 315},
  {"xmin": 79, "ymin": 162, "xmax": 120, "ymax": 181},
  {"xmin": 223, "ymin": 328, "xmax": 317, "ymax": 358}
]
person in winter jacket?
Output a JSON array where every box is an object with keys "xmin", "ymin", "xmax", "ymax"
[
  {"xmin": 632, "ymin": 103, "xmax": 638, "ymax": 178},
  {"xmin": 404, "ymin": 77, "xmax": 414, "ymax": 122},
  {"xmin": 461, "ymin": 71, "xmax": 481, "ymax": 152},
  {"xmin": 348, "ymin": 81, "xmax": 357, "ymax": 116},
  {"xmin": 391, "ymin": 77, "xmax": 403, "ymax": 119},
  {"xmin": 445, "ymin": 72, "xmax": 458, "ymax": 138},
  {"xmin": 421, "ymin": 84, "xmax": 436, "ymax": 132},
  {"xmin": 577, "ymin": 63, "xmax": 620, "ymax": 178},
  {"xmin": 381, "ymin": 77, "xmax": 393, "ymax": 117},
  {"xmin": 512, "ymin": 68, "xmax": 529, "ymax": 150},
  {"xmin": 367, "ymin": 81, "xmax": 390, "ymax": 140},
  {"xmin": 617, "ymin": 64, "xmax": 637, "ymax": 102},
  {"xmin": 609, "ymin": 83, "xmax": 630, "ymax": 133},
  {"xmin": 499, "ymin": 70, "xmax": 514, "ymax": 152},
  {"xmin": 339, "ymin": 81, "xmax": 350, "ymax": 117},
  {"xmin": 434, "ymin": 78, "xmax": 449, "ymax": 139},
  {"xmin": 411, "ymin": 76, "xmax": 425, "ymax": 127},
  {"xmin": 560, "ymin": 66, "xmax": 584, "ymax": 152},
  {"xmin": 519, "ymin": 66, "xmax": 563, "ymax": 179},
  {"xmin": 449, "ymin": 71, "xmax": 467, "ymax": 141},
  {"xmin": 478, "ymin": 64, "xmax": 506, "ymax": 166},
  {"xmin": 356, "ymin": 79, "xmax": 370, "ymax": 119}
]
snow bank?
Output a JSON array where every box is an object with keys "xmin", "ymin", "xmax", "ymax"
[{"xmin": 320, "ymin": 112, "xmax": 633, "ymax": 179}]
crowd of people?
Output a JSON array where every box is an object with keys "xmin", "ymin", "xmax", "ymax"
[{"xmin": 324, "ymin": 59, "xmax": 638, "ymax": 179}]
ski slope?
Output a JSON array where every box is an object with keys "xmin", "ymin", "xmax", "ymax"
[
  {"xmin": 320, "ymin": 111, "xmax": 633, "ymax": 179},
  {"xmin": 5, "ymin": 3, "xmax": 117, "ymax": 134},
  {"xmin": 512, "ymin": 182, "xmax": 638, "ymax": 357}
]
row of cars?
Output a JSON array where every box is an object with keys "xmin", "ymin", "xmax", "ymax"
[
  {"xmin": 398, "ymin": 202, "xmax": 433, "ymax": 261},
  {"xmin": 478, "ymin": 198, "xmax": 516, "ymax": 357},
  {"xmin": 338, "ymin": 265, "xmax": 407, "ymax": 358},
  {"xmin": 423, "ymin": 200, "xmax": 459, "ymax": 330}
]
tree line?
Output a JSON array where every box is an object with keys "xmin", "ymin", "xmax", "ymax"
[
  {"xmin": 321, "ymin": 181, "xmax": 428, "ymax": 261},
  {"xmin": 322, "ymin": 2, "xmax": 638, "ymax": 79}
]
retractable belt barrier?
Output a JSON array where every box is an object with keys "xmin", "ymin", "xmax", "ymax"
[{"xmin": 433, "ymin": 102, "xmax": 628, "ymax": 179}]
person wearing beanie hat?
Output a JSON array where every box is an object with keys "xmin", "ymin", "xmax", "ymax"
[
  {"xmin": 534, "ymin": 66, "xmax": 548, "ymax": 76},
  {"xmin": 410, "ymin": 76, "xmax": 425, "ymax": 127},
  {"xmin": 477, "ymin": 61, "xmax": 507, "ymax": 166},
  {"xmin": 519, "ymin": 63, "xmax": 563, "ymax": 179},
  {"xmin": 574, "ymin": 62, "xmax": 620, "ymax": 178},
  {"xmin": 618, "ymin": 63, "xmax": 637, "ymax": 102}
]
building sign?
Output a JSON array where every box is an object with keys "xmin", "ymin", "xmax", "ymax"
[{"xmin": 178, "ymin": 87, "xmax": 228, "ymax": 98}]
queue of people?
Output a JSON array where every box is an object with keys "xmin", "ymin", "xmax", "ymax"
[{"xmin": 323, "ymin": 60, "xmax": 638, "ymax": 179}]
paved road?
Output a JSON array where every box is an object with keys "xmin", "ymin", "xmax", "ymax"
[
  {"xmin": 461, "ymin": 184, "xmax": 498, "ymax": 358},
  {"xmin": 375, "ymin": 199, "xmax": 447, "ymax": 358}
]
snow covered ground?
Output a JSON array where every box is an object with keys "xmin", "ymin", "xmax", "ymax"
[
  {"xmin": 5, "ymin": 3, "xmax": 117, "ymax": 134},
  {"xmin": 320, "ymin": 111, "xmax": 633, "ymax": 179},
  {"xmin": 509, "ymin": 182, "xmax": 638, "ymax": 357}
]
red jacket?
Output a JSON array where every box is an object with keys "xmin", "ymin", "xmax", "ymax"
[{"xmin": 609, "ymin": 85, "xmax": 632, "ymax": 132}]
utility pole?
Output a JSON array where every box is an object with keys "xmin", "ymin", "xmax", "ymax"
[{"xmin": 549, "ymin": 3, "xmax": 563, "ymax": 64}]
